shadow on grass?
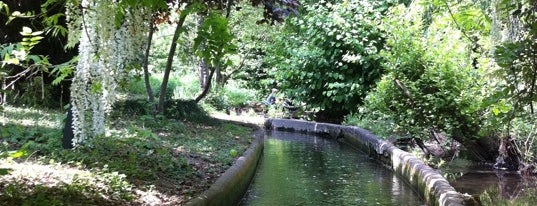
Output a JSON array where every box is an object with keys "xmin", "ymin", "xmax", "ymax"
[
  {"xmin": 0, "ymin": 182, "xmax": 129, "ymax": 206},
  {"xmin": 2, "ymin": 104, "xmax": 253, "ymax": 205}
]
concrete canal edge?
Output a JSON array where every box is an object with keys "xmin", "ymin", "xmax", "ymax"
[
  {"xmin": 265, "ymin": 118, "xmax": 470, "ymax": 206},
  {"xmin": 184, "ymin": 123, "xmax": 264, "ymax": 206}
]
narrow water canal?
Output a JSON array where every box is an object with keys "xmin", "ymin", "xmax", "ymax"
[{"xmin": 240, "ymin": 130, "xmax": 424, "ymax": 206}]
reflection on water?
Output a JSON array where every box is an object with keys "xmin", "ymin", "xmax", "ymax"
[
  {"xmin": 451, "ymin": 171, "xmax": 537, "ymax": 200},
  {"xmin": 240, "ymin": 130, "xmax": 424, "ymax": 206}
]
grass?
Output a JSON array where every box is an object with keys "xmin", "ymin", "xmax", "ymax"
[{"xmin": 0, "ymin": 104, "xmax": 254, "ymax": 205}]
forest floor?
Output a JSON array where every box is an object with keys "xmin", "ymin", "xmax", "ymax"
[{"xmin": 0, "ymin": 105, "xmax": 259, "ymax": 205}]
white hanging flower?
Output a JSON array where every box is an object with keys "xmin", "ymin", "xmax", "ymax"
[{"xmin": 68, "ymin": 0, "xmax": 150, "ymax": 146}]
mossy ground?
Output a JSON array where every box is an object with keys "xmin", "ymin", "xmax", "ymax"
[{"xmin": 0, "ymin": 105, "xmax": 254, "ymax": 205}]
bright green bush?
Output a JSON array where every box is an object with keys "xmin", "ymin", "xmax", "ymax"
[
  {"xmin": 266, "ymin": 0, "xmax": 390, "ymax": 117},
  {"xmin": 125, "ymin": 75, "xmax": 181, "ymax": 100},
  {"xmin": 205, "ymin": 82, "xmax": 258, "ymax": 111},
  {"xmin": 357, "ymin": 2, "xmax": 487, "ymax": 140}
]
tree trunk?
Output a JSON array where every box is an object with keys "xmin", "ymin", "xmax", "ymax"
[
  {"xmin": 197, "ymin": 16, "xmax": 209, "ymax": 89},
  {"xmin": 143, "ymin": 16, "xmax": 156, "ymax": 104},
  {"xmin": 215, "ymin": 66, "xmax": 224, "ymax": 85},
  {"xmin": 225, "ymin": 0, "xmax": 234, "ymax": 18},
  {"xmin": 199, "ymin": 59, "xmax": 209, "ymax": 89},
  {"xmin": 157, "ymin": 14, "xmax": 188, "ymax": 114},
  {"xmin": 195, "ymin": 67, "xmax": 216, "ymax": 103}
]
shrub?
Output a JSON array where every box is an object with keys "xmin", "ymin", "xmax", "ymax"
[
  {"xmin": 225, "ymin": 85, "xmax": 256, "ymax": 108},
  {"xmin": 124, "ymin": 75, "xmax": 180, "ymax": 100},
  {"xmin": 165, "ymin": 99, "xmax": 215, "ymax": 124},
  {"xmin": 357, "ymin": 2, "xmax": 486, "ymax": 141},
  {"xmin": 266, "ymin": 0, "xmax": 389, "ymax": 118},
  {"xmin": 205, "ymin": 84, "xmax": 258, "ymax": 111}
]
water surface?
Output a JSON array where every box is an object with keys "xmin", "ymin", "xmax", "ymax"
[
  {"xmin": 240, "ymin": 130, "xmax": 423, "ymax": 206},
  {"xmin": 450, "ymin": 169, "xmax": 537, "ymax": 200}
]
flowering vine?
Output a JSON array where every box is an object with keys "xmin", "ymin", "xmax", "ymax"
[{"xmin": 67, "ymin": 0, "xmax": 151, "ymax": 145}]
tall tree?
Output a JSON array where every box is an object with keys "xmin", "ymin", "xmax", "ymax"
[
  {"xmin": 156, "ymin": 0, "xmax": 300, "ymax": 110},
  {"xmin": 157, "ymin": 8, "xmax": 190, "ymax": 113},
  {"xmin": 193, "ymin": 11, "xmax": 235, "ymax": 103},
  {"xmin": 142, "ymin": 15, "xmax": 157, "ymax": 105},
  {"xmin": 65, "ymin": 0, "xmax": 300, "ymax": 144}
]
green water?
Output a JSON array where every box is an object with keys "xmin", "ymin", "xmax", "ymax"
[{"xmin": 240, "ymin": 131, "xmax": 424, "ymax": 206}]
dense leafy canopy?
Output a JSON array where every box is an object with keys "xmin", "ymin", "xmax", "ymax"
[
  {"xmin": 267, "ymin": 0, "xmax": 390, "ymax": 118},
  {"xmin": 359, "ymin": 1, "xmax": 486, "ymax": 142}
]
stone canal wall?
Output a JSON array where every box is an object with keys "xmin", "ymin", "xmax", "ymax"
[
  {"xmin": 184, "ymin": 123, "xmax": 264, "ymax": 206},
  {"xmin": 265, "ymin": 118, "xmax": 466, "ymax": 206}
]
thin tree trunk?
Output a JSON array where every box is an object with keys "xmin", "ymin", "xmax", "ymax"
[
  {"xmin": 225, "ymin": 0, "xmax": 234, "ymax": 18},
  {"xmin": 195, "ymin": 67, "xmax": 216, "ymax": 103},
  {"xmin": 41, "ymin": 71, "xmax": 45, "ymax": 100},
  {"xmin": 199, "ymin": 59, "xmax": 209, "ymax": 88},
  {"xmin": 157, "ymin": 13, "xmax": 188, "ymax": 114},
  {"xmin": 197, "ymin": 17, "xmax": 209, "ymax": 89},
  {"xmin": 215, "ymin": 66, "xmax": 223, "ymax": 85},
  {"xmin": 143, "ymin": 16, "xmax": 156, "ymax": 104}
]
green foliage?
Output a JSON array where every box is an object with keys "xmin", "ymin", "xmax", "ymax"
[
  {"xmin": 506, "ymin": 115, "xmax": 537, "ymax": 164},
  {"xmin": 343, "ymin": 112, "xmax": 395, "ymax": 139},
  {"xmin": 125, "ymin": 75, "xmax": 179, "ymax": 99},
  {"xmin": 225, "ymin": 85, "xmax": 256, "ymax": 108},
  {"xmin": 0, "ymin": 0, "xmax": 78, "ymax": 108},
  {"xmin": 225, "ymin": 3, "xmax": 278, "ymax": 91},
  {"xmin": 206, "ymin": 89, "xmax": 228, "ymax": 111},
  {"xmin": 164, "ymin": 99, "xmax": 214, "ymax": 123},
  {"xmin": 50, "ymin": 56, "xmax": 77, "ymax": 86},
  {"xmin": 205, "ymin": 83, "xmax": 258, "ymax": 111},
  {"xmin": 0, "ymin": 168, "xmax": 133, "ymax": 205},
  {"xmin": 267, "ymin": 0, "xmax": 389, "ymax": 113},
  {"xmin": 111, "ymin": 98, "xmax": 153, "ymax": 117},
  {"xmin": 480, "ymin": 0, "xmax": 537, "ymax": 166},
  {"xmin": 0, "ymin": 2, "xmax": 9, "ymax": 14},
  {"xmin": 229, "ymin": 149, "xmax": 238, "ymax": 158},
  {"xmin": 1, "ymin": 25, "xmax": 72, "ymax": 108},
  {"xmin": 194, "ymin": 11, "xmax": 237, "ymax": 67},
  {"xmin": 114, "ymin": 0, "xmax": 167, "ymax": 28},
  {"xmin": 1, "ymin": 27, "xmax": 47, "ymax": 67},
  {"xmin": 492, "ymin": 0, "xmax": 537, "ymax": 119},
  {"xmin": 358, "ymin": 1, "xmax": 487, "ymax": 140},
  {"xmin": 2, "ymin": 105, "xmax": 254, "ymax": 204},
  {"xmin": 67, "ymin": 135, "xmax": 189, "ymax": 181},
  {"xmin": 124, "ymin": 72, "xmax": 204, "ymax": 101},
  {"xmin": 111, "ymin": 97, "xmax": 213, "ymax": 124}
]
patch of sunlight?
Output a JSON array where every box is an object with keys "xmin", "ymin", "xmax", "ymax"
[
  {"xmin": 2, "ymin": 105, "xmax": 62, "ymax": 129},
  {"xmin": 0, "ymin": 159, "xmax": 91, "ymax": 187},
  {"xmin": 0, "ymin": 158, "xmax": 134, "ymax": 200},
  {"xmin": 210, "ymin": 112, "xmax": 265, "ymax": 125}
]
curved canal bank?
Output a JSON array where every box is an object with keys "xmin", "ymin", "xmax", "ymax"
[
  {"xmin": 184, "ymin": 123, "xmax": 264, "ymax": 206},
  {"xmin": 265, "ymin": 119, "xmax": 468, "ymax": 206},
  {"xmin": 185, "ymin": 118, "xmax": 469, "ymax": 206}
]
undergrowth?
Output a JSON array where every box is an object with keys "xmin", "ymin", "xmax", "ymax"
[{"xmin": 0, "ymin": 104, "xmax": 253, "ymax": 205}]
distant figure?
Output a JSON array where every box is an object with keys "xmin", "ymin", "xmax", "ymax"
[{"xmin": 264, "ymin": 88, "xmax": 278, "ymax": 105}]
